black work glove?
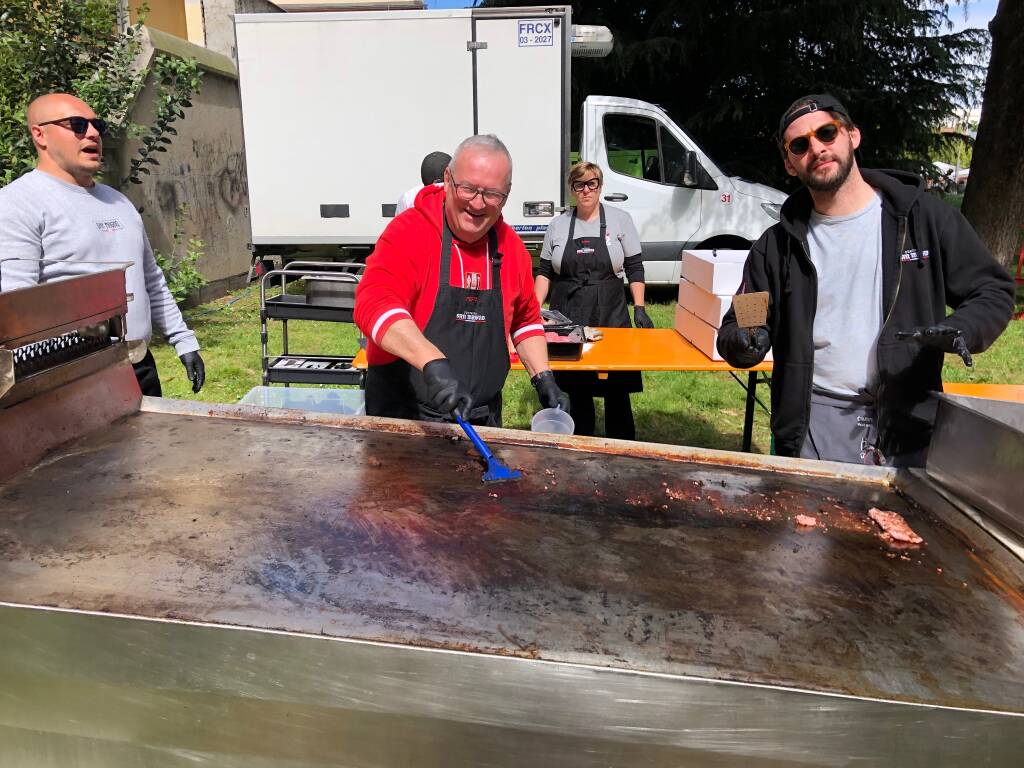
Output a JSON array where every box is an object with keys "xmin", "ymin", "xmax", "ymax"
[
  {"xmin": 720, "ymin": 327, "xmax": 771, "ymax": 368},
  {"xmin": 179, "ymin": 351, "xmax": 205, "ymax": 393},
  {"xmin": 894, "ymin": 324, "xmax": 973, "ymax": 367},
  {"xmin": 531, "ymin": 369, "xmax": 571, "ymax": 413},
  {"xmin": 423, "ymin": 358, "xmax": 473, "ymax": 419},
  {"xmin": 633, "ymin": 305, "xmax": 655, "ymax": 329}
]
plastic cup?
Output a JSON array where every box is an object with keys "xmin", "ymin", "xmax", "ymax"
[{"xmin": 531, "ymin": 407, "xmax": 575, "ymax": 435}]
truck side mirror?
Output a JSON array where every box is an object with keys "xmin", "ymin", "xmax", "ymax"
[{"xmin": 682, "ymin": 151, "xmax": 718, "ymax": 191}]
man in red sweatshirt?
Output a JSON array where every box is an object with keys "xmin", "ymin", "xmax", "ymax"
[{"xmin": 355, "ymin": 134, "xmax": 569, "ymax": 426}]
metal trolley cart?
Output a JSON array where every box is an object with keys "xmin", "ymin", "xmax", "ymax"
[{"xmin": 259, "ymin": 261, "xmax": 365, "ymax": 387}]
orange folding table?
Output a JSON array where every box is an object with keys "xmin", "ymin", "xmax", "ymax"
[
  {"xmin": 943, "ymin": 383, "xmax": 1024, "ymax": 403},
  {"xmin": 355, "ymin": 328, "xmax": 772, "ymax": 451},
  {"xmin": 511, "ymin": 328, "xmax": 772, "ymax": 451}
]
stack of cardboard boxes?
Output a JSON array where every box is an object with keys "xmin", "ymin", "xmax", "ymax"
[{"xmin": 673, "ymin": 249, "xmax": 773, "ymax": 362}]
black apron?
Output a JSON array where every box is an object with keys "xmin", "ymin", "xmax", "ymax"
[
  {"xmin": 364, "ymin": 216, "xmax": 509, "ymax": 427},
  {"xmin": 799, "ymin": 388, "xmax": 927, "ymax": 468},
  {"xmin": 549, "ymin": 205, "xmax": 641, "ymax": 396}
]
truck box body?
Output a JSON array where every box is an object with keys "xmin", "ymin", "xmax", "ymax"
[
  {"xmin": 235, "ymin": 7, "xmax": 787, "ymax": 284},
  {"xmin": 235, "ymin": 8, "xmax": 569, "ymax": 247}
]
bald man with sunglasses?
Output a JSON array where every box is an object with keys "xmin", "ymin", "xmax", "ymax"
[
  {"xmin": 718, "ymin": 93, "xmax": 1013, "ymax": 466},
  {"xmin": 0, "ymin": 93, "xmax": 205, "ymax": 397}
]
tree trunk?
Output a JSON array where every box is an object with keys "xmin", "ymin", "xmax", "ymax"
[{"xmin": 961, "ymin": 0, "xmax": 1024, "ymax": 273}]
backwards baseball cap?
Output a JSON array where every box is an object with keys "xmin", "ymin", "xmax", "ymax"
[{"xmin": 777, "ymin": 93, "xmax": 852, "ymax": 141}]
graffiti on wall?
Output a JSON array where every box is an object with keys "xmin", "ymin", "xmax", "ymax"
[
  {"xmin": 137, "ymin": 139, "xmax": 252, "ymax": 281},
  {"xmin": 217, "ymin": 151, "xmax": 247, "ymax": 213}
]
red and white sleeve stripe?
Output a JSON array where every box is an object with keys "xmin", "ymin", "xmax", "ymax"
[{"xmin": 370, "ymin": 307, "xmax": 413, "ymax": 345}]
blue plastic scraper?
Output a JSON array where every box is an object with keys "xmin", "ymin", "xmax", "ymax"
[{"xmin": 454, "ymin": 414, "xmax": 523, "ymax": 484}]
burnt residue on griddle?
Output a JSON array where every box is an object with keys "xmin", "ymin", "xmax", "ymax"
[{"xmin": 4, "ymin": 411, "xmax": 1024, "ymax": 712}]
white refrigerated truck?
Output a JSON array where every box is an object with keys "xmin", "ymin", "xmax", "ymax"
[{"xmin": 234, "ymin": 5, "xmax": 785, "ymax": 283}]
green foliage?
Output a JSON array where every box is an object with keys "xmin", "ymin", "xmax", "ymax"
[
  {"xmin": 0, "ymin": 0, "xmax": 201, "ymax": 187},
  {"xmin": 154, "ymin": 205, "xmax": 207, "ymax": 303},
  {"xmin": 0, "ymin": 0, "xmax": 140, "ymax": 182},
  {"xmin": 483, "ymin": 0, "xmax": 988, "ymax": 189},
  {"xmin": 932, "ymin": 134, "xmax": 973, "ymax": 169},
  {"xmin": 126, "ymin": 54, "xmax": 202, "ymax": 185}
]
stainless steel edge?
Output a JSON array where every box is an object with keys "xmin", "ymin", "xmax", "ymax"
[
  {"xmin": 927, "ymin": 394, "xmax": 1024, "ymax": 540},
  {"xmin": 0, "ymin": 344, "xmax": 128, "ymax": 409},
  {"xmin": 1, "ymin": 602, "xmax": 1021, "ymax": 768},
  {"xmin": 0, "ymin": 348, "xmax": 12, "ymax": 399},
  {"xmin": 0, "ymin": 267, "xmax": 129, "ymax": 347},
  {"xmin": 902, "ymin": 469, "xmax": 1024, "ymax": 564},
  {"xmin": 138, "ymin": 395, "xmax": 899, "ymax": 485}
]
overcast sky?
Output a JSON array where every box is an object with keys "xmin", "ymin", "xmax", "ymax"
[{"xmin": 425, "ymin": 0, "xmax": 997, "ymax": 30}]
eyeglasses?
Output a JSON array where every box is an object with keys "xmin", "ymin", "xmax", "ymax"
[
  {"xmin": 37, "ymin": 116, "xmax": 108, "ymax": 138},
  {"xmin": 571, "ymin": 178, "xmax": 600, "ymax": 193},
  {"xmin": 448, "ymin": 174, "xmax": 508, "ymax": 206},
  {"xmin": 783, "ymin": 119, "xmax": 843, "ymax": 156}
]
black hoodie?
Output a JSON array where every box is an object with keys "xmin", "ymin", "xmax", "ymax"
[{"xmin": 718, "ymin": 169, "xmax": 1015, "ymax": 459}]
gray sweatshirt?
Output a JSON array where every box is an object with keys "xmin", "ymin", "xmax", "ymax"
[{"xmin": 0, "ymin": 170, "xmax": 199, "ymax": 356}]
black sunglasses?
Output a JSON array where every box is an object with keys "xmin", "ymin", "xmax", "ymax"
[
  {"xmin": 783, "ymin": 119, "xmax": 842, "ymax": 156},
  {"xmin": 37, "ymin": 116, "xmax": 108, "ymax": 137}
]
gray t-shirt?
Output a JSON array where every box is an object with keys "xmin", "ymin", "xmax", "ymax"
[
  {"xmin": 540, "ymin": 204, "xmax": 641, "ymax": 278},
  {"xmin": 806, "ymin": 191, "xmax": 884, "ymax": 396},
  {"xmin": 0, "ymin": 170, "xmax": 198, "ymax": 355}
]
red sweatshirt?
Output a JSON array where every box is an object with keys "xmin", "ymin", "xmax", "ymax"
[{"xmin": 355, "ymin": 184, "xmax": 545, "ymax": 366}]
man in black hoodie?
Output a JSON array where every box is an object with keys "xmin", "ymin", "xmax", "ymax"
[{"xmin": 718, "ymin": 94, "xmax": 1014, "ymax": 466}]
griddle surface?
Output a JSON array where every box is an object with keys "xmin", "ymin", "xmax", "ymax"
[{"xmin": 2, "ymin": 411, "xmax": 1023, "ymax": 713}]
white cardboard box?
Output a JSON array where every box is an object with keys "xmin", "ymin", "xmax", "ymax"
[
  {"xmin": 678, "ymin": 277, "xmax": 732, "ymax": 328},
  {"xmin": 681, "ymin": 249, "xmax": 748, "ymax": 295},
  {"xmin": 674, "ymin": 304, "xmax": 772, "ymax": 363}
]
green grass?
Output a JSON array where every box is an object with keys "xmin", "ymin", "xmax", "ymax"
[{"xmin": 152, "ymin": 284, "xmax": 1024, "ymax": 454}]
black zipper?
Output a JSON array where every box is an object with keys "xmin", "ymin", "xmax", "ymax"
[
  {"xmin": 873, "ymin": 215, "xmax": 907, "ymax": 453},
  {"xmin": 880, "ymin": 216, "xmax": 907, "ymax": 336},
  {"xmin": 798, "ymin": 238, "xmax": 816, "ymax": 451}
]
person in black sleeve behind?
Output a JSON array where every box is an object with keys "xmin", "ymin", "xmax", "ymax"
[
  {"xmin": 534, "ymin": 161, "xmax": 654, "ymax": 440},
  {"xmin": 717, "ymin": 93, "xmax": 1014, "ymax": 466}
]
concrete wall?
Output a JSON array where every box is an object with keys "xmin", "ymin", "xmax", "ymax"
[
  {"xmin": 204, "ymin": 0, "xmax": 283, "ymax": 61},
  {"xmin": 108, "ymin": 27, "xmax": 252, "ymax": 298}
]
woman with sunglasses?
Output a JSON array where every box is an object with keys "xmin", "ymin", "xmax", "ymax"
[{"xmin": 534, "ymin": 161, "xmax": 654, "ymax": 440}]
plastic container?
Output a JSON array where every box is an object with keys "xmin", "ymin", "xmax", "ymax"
[
  {"xmin": 531, "ymin": 407, "xmax": 575, "ymax": 435},
  {"xmin": 239, "ymin": 386, "xmax": 365, "ymax": 415}
]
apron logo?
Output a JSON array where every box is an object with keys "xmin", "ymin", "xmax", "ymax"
[
  {"xmin": 456, "ymin": 311, "xmax": 487, "ymax": 323},
  {"xmin": 577, "ymin": 247, "xmax": 596, "ymax": 254},
  {"xmin": 465, "ymin": 272, "xmax": 481, "ymax": 290},
  {"xmin": 901, "ymin": 248, "xmax": 930, "ymax": 262}
]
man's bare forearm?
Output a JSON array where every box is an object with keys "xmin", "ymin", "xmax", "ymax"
[
  {"xmin": 515, "ymin": 334, "xmax": 551, "ymax": 378},
  {"xmin": 379, "ymin": 317, "xmax": 445, "ymax": 370}
]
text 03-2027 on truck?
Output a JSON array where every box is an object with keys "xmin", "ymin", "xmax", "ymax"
[{"xmin": 234, "ymin": 5, "xmax": 785, "ymax": 284}]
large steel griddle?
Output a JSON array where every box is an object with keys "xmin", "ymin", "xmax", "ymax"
[{"xmin": 1, "ymin": 272, "xmax": 1023, "ymax": 766}]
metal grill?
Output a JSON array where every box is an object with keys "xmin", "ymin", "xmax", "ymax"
[
  {"xmin": 12, "ymin": 329, "xmax": 112, "ymax": 379},
  {"xmin": 0, "ymin": 268, "xmax": 132, "ymax": 409}
]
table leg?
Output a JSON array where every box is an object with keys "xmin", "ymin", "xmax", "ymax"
[{"xmin": 742, "ymin": 371, "xmax": 757, "ymax": 452}]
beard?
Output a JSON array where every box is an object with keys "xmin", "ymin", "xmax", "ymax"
[{"xmin": 801, "ymin": 146, "xmax": 855, "ymax": 192}]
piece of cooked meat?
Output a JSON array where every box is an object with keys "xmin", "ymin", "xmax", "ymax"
[
  {"xmin": 868, "ymin": 507, "xmax": 923, "ymax": 545},
  {"xmin": 795, "ymin": 514, "xmax": 818, "ymax": 527}
]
